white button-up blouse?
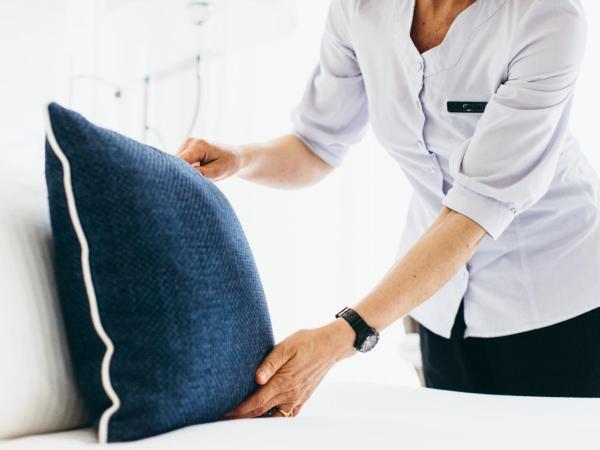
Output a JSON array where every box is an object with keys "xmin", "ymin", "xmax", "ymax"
[{"xmin": 291, "ymin": 0, "xmax": 600, "ymax": 338}]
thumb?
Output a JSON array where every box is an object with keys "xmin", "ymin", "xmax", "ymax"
[
  {"xmin": 178, "ymin": 139, "xmax": 213, "ymax": 164},
  {"xmin": 256, "ymin": 344, "xmax": 289, "ymax": 385},
  {"xmin": 176, "ymin": 138, "xmax": 193, "ymax": 155},
  {"xmin": 193, "ymin": 160, "xmax": 226, "ymax": 180}
]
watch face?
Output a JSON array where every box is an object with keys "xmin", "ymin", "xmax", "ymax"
[{"xmin": 358, "ymin": 330, "xmax": 380, "ymax": 353}]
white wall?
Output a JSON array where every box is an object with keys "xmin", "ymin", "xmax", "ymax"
[
  {"xmin": 0, "ymin": 1, "xmax": 70, "ymax": 172},
  {"xmin": 1, "ymin": 0, "xmax": 599, "ymax": 386}
]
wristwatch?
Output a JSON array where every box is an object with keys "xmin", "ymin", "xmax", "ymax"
[{"xmin": 335, "ymin": 307, "xmax": 380, "ymax": 353}]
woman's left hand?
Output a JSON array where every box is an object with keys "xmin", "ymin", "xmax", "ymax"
[{"xmin": 224, "ymin": 319, "xmax": 356, "ymax": 419}]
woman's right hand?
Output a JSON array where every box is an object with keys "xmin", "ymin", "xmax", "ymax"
[
  {"xmin": 178, "ymin": 134, "xmax": 332, "ymax": 189},
  {"xmin": 177, "ymin": 138, "xmax": 243, "ymax": 181}
]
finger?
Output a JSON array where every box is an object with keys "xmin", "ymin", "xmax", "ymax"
[
  {"xmin": 194, "ymin": 162, "xmax": 223, "ymax": 180},
  {"xmin": 256, "ymin": 344, "xmax": 291, "ymax": 385},
  {"xmin": 177, "ymin": 138, "xmax": 193, "ymax": 155},
  {"xmin": 242, "ymin": 388, "xmax": 302, "ymax": 418},
  {"xmin": 242, "ymin": 380, "xmax": 309, "ymax": 418},
  {"xmin": 270, "ymin": 403, "xmax": 299, "ymax": 418},
  {"xmin": 292, "ymin": 403, "xmax": 304, "ymax": 416},
  {"xmin": 224, "ymin": 382, "xmax": 281, "ymax": 418},
  {"xmin": 179, "ymin": 140, "xmax": 209, "ymax": 164},
  {"xmin": 180, "ymin": 146, "xmax": 206, "ymax": 164}
]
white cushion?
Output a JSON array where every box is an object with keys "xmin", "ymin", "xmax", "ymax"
[
  {"xmin": 0, "ymin": 165, "xmax": 86, "ymax": 439},
  {"xmin": 3, "ymin": 382, "xmax": 600, "ymax": 449}
]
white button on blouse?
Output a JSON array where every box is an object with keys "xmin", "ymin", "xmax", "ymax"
[{"xmin": 291, "ymin": 0, "xmax": 600, "ymax": 338}]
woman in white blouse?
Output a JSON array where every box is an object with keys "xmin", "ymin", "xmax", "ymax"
[{"xmin": 179, "ymin": 0, "xmax": 600, "ymax": 417}]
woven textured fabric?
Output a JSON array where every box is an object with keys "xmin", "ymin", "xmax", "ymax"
[{"xmin": 44, "ymin": 103, "xmax": 274, "ymax": 443}]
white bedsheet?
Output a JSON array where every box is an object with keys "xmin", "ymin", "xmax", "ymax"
[{"xmin": 3, "ymin": 382, "xmax": 599, "ymax": 450}]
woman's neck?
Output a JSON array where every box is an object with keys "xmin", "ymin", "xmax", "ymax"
[{"xmin": 410, "ymin": 0, "xmax": 478, "ymax": 54}]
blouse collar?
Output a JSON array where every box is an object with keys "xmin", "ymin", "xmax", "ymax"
[{"xmin": 396, "ymin": 0, "xmax": 510, "ymax": 77}]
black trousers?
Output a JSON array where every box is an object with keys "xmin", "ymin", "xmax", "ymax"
[{"xmin": 417, "ymin": 301, "xmax": 600, "ymax": 397}]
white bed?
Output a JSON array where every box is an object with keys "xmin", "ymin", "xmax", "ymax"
[
  {"xmin": 3, "ymin": 382, "xmax": 599, "ymax": 450},
  {"xmin": 1, "ymin": 165, "xmax": 599, "ymax": 450}
]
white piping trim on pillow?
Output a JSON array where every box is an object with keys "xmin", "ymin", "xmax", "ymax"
[{"xmin": 44, "ymin": 105, "xmax": 121, "ymax": 444}]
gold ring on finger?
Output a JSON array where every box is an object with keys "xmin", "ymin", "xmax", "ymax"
[{"xmin": 275, "ymin": 406, "xmax": 295, "ymax": 417}]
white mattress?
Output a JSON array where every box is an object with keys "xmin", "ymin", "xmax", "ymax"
[{"xmin": 3, "ymin": 382, "xmax": 599, "ymax": 450}]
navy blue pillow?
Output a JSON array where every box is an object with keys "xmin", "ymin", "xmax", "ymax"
[{"xmin": 44, "ymin": 103, "xmax": 274, "ymax": 443}]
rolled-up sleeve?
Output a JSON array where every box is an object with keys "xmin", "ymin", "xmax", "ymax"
[
  {"xmin": 442, "ymin": 0, "xmax": 587, "ymax": 240},
  {"xmin": 291, "ymin": 0, "xmax": 369, "ymax": 168}
]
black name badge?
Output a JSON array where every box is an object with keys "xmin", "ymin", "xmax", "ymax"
[{"xmin": 447, "ymin": 101, "xmax": 488, "ymax": 113}]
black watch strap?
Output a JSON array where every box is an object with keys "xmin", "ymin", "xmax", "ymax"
[
  {"xmin": 336, "ymin": 307, "xmax": 369, "ymax": 333},
  {"xmin": 335, "ymin": 307, "xmax": 379, "ymax": 352}
]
